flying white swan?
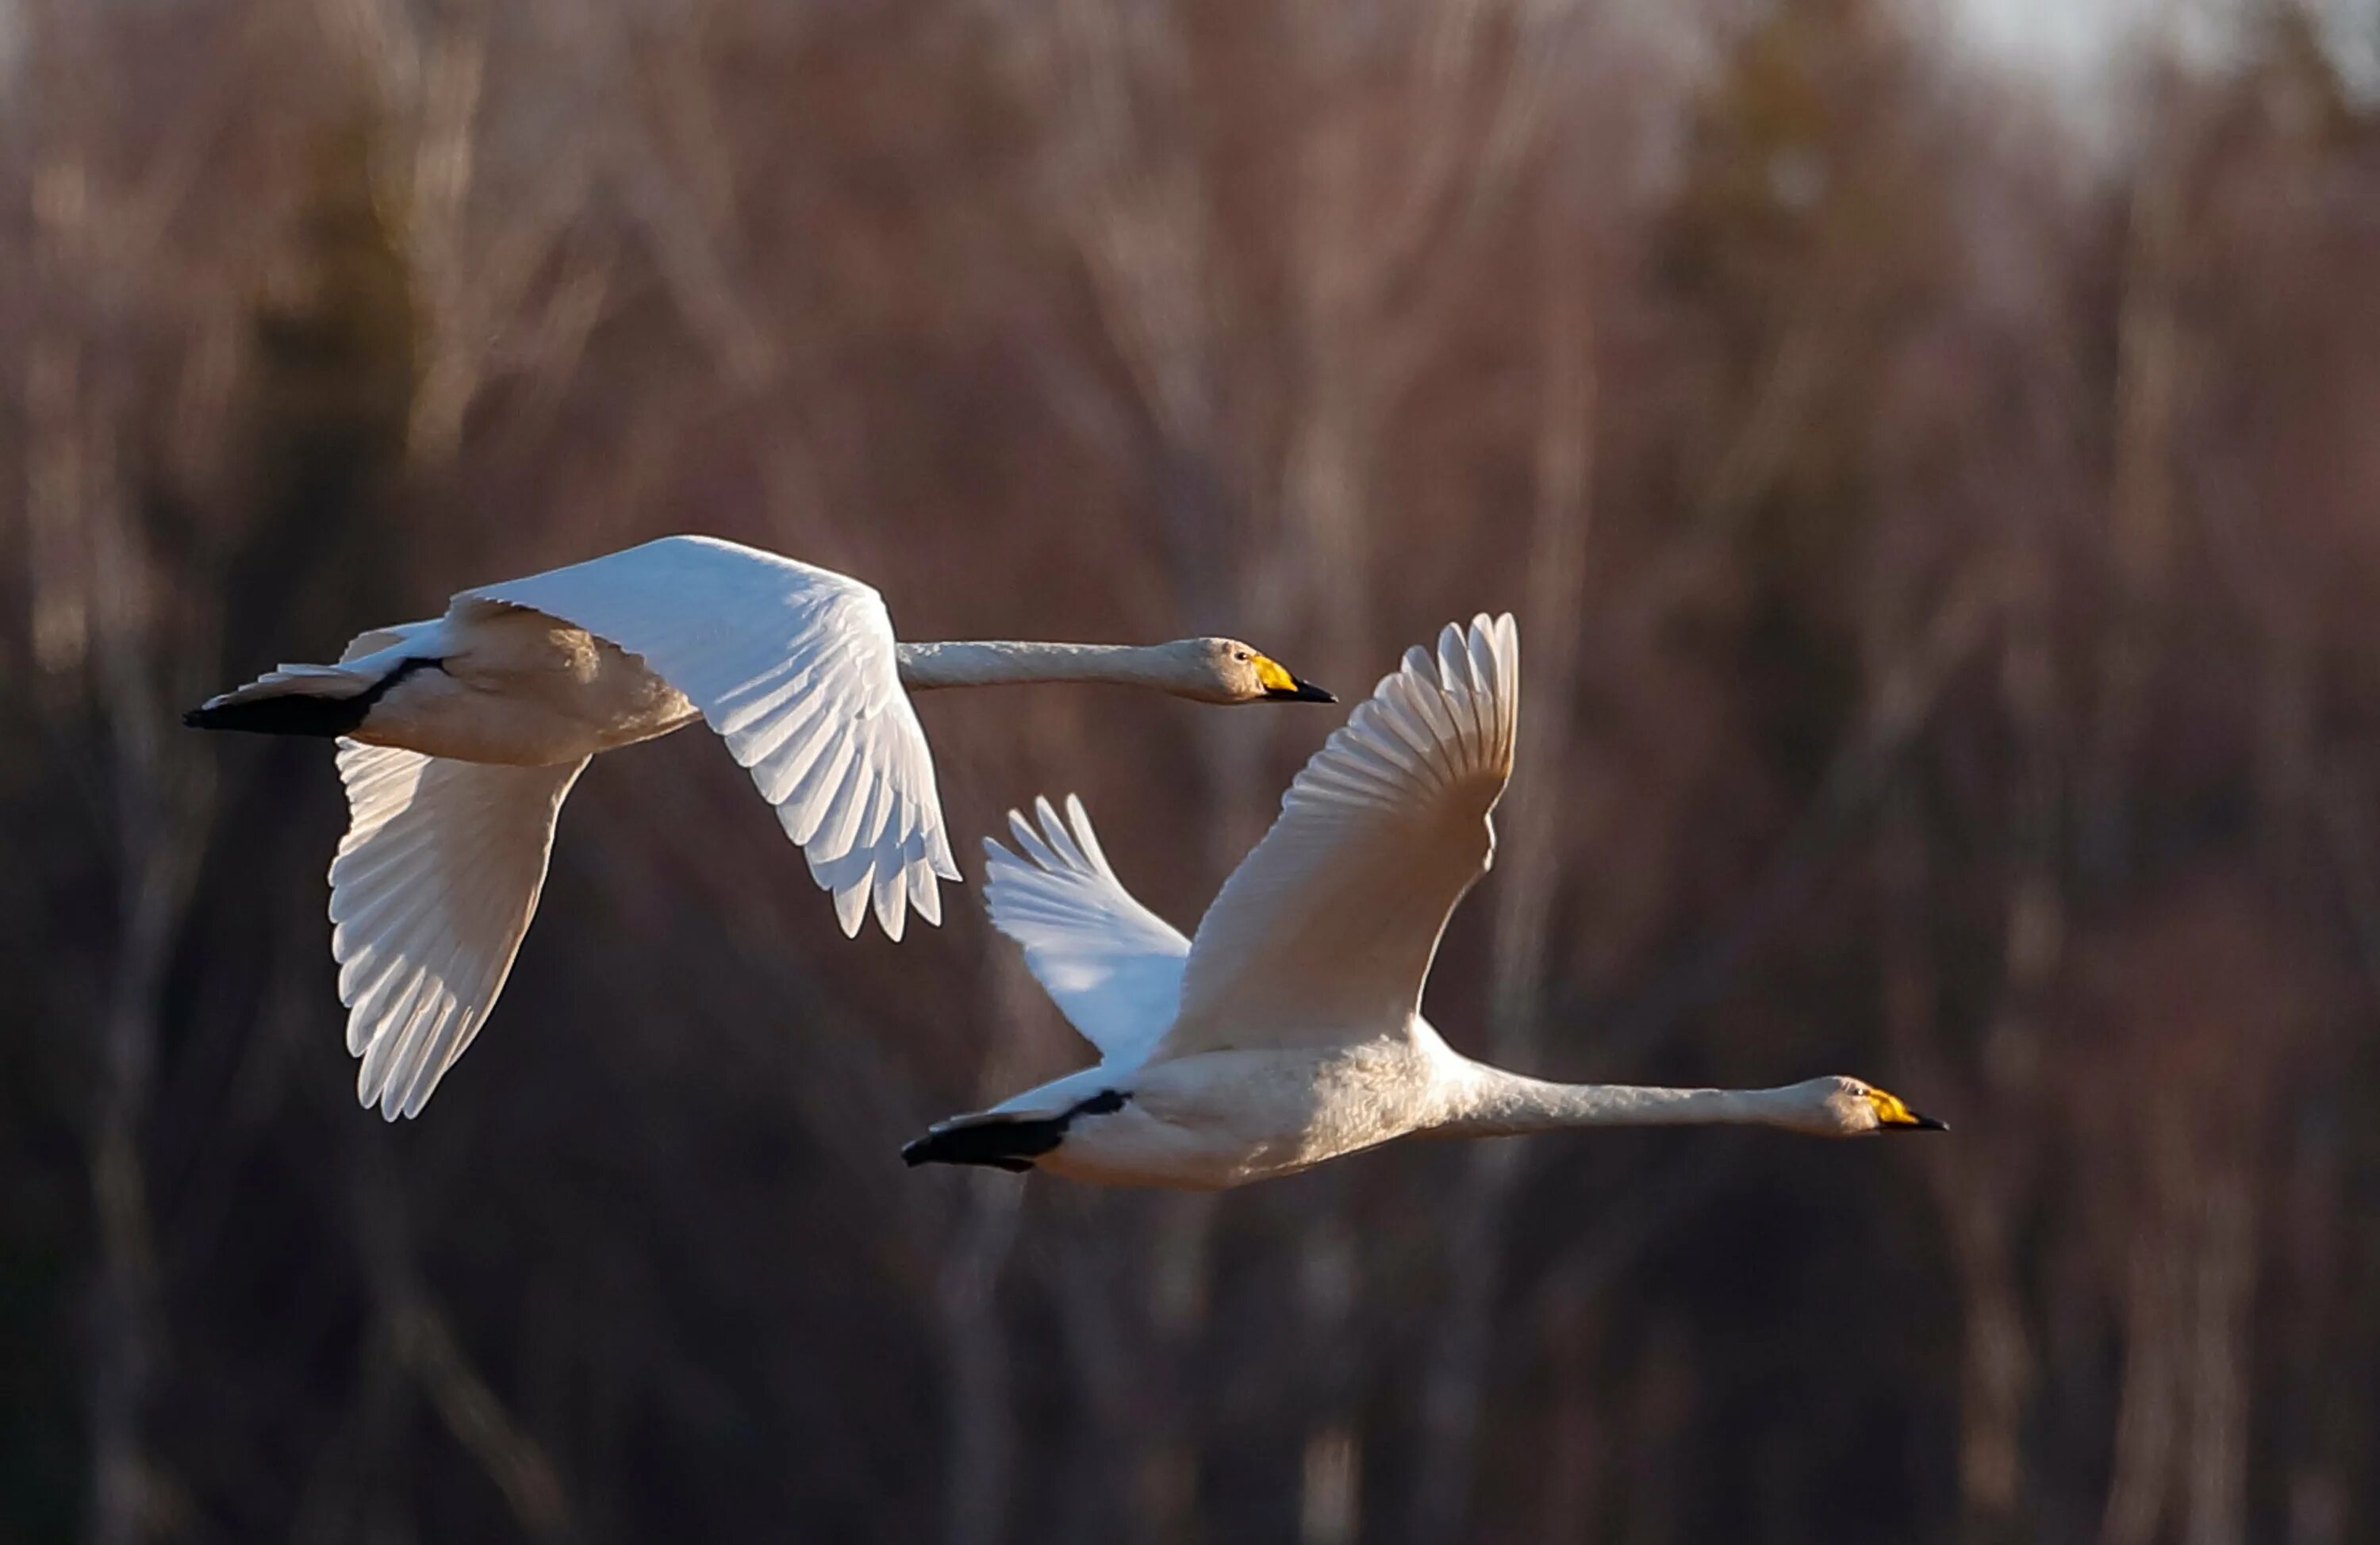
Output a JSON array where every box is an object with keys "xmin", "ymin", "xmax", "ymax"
[
  {"xmin": 185, "ymin": 533, "xmax": 1333, "ymax": 1120},
  {"xmin": 904, "ymin": 613, "xmax": 1943, "ymax": 1188}
]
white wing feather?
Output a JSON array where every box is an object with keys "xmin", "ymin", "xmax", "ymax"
[
  {"xmin": 337, "ymin": 620, "xmax": 437, "ymax": 664},
  {"xmin": 330, "ymin": 741, "xmax": 587, "ymax": 1119},
  {"xmin": 982, "ymin": 794, "xmax": 1190, "ymax": 1064},
  {"xmin": 1150, "ymin": 613, "xmax": 1519, "ymax": 1062},
  {"xmin": 461, "ymin": 535, "xmax": 959, "ymax": 940}
]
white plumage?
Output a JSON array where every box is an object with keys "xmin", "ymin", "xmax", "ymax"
[
  {"xmin": 908, "ymin": 615, "xmax": 1945, "ymax": 1189},
  {"xmin": 1160, "ymin": 616, "xmax": 1516, "ymax": 1059},
  {"xmin": 983, "ymin": 795, "xmax": 1189, "ymax": 1065},
  {"xmin": 466, "ymin": 541, "xmax": 954, "ymax": 941},
  {"xmin": 329, "ymin": 744, "xmax": 585, "ymax": 1118},
  {"xmin": 188, "ymin": 534, "xmax": 1330, "ymax": 1119}
]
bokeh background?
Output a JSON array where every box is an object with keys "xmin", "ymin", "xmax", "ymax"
[{"xmin": 8, "ymin": 0, "xmax": 2380, "ymax": 1540}]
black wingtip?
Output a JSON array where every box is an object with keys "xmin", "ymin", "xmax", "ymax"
[
  {"xmin": 180, "ymin": 658, "xmax": 443, "ymax": 739},
  {"xmin": 900, "ymin": 1124, "xmax": 1052, "ymax": 1174},
  {"xmin": 902, "ymin": 1090, "xmax": 1130, "ymax": 1174},
  {"xmin": 180, "ymin": 692, "xmax": 372, "ymax": 738},
  {"xmin": 903, "ymin": 1131, "xmax": 1035, "ymax": 1173}
]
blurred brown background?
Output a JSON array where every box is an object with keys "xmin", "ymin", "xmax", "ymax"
[{"xmin": 7, "ymin": 0, "xmax": 2380, "ymax": 1540}]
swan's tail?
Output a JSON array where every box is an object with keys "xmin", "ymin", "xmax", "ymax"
[
  {"xmin": 900, "ymin": 1089, "xmax": 1129, "ymax": 1174},
  {"xmin": 183, "ymin": 659, "xmax": 436, "ymax": 739}
]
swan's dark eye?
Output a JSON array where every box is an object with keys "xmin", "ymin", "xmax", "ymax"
[{"xmin": 1235, "ymin": 651, "xmax": 1250, "ymax": 660}]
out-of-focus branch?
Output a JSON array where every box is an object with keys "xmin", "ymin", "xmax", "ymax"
[
  {"xmin": 403, "ymin": 3, "xmax": 490, "ymax": 467},
  {"xmin": 1879, "ymin": 783, "xmax": 2034, "ymax": 1530},
  {"xmin": 601, "ymin": 50, "xmax": 781, "ymax": 395},
  {"xmin": 2081, "ymin": 78, "xmax": 2194, "ymax": 888},
  {"xmin": 2101, "ymin": 1163, "xmax": 2184, "ymax": 1545},
  {"xmin": 353, "ymin": 1151, "xmax": 573, "ymax": 1539},
  {"xmin": 936, "ymin": 1167, "xmax": 1026, "ymax": 1545},
  {"xmin": 315, "ymin": 0, "xmax": 631, "ymax": 472},
  {"xmin": 26, "ymin": 60, "xmax": 225, "ymax": 1538},
  {"xmin": 1889, "ymin": 427, "xmax": 2063, "ymax": 1535},
  {"xmin": 2185, "ymin": 1169, "xmax": 2253, "ymax": 1545},
  {"xmin": 1594, "ymin": 313, "xmax": 1839, "ymax": 659},
  {"xmin": 390, "ymin": 1302, "xmax": 573, "ymax": 1538},
  {"xmin": 988, "ymin": 0, "xmax": 1242, "ymax": 634},
  {"xmin": 1412, "ymin": 218, "xmax": 1595, "ymax": 1543},
  {"xmin": 1588, "ymin": 553, "xmax": 2005, "ymax": 1050},
  {"xmin": 934, "ymin": 950, "xmax": 1044, "ymax": 1545}
]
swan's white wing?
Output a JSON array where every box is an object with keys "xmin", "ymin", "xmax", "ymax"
[
  {"xmin": 983, "ymin": 794, "xmax": 1189, "ymax": 1064},
  {"xmin": 1150, "ymin": 614, "xmax": 1519, "ymax": 1062},
  {"xmin": 337, "ymin": 620, "xmax": 438, "ymax": 664},
  {"xmin": 461, "ymin": 534, "xmax": 958, "ymax": 940},
  {"xmin": 329, "ymin": 741, "xmax": 587, "ymax": 1119}
]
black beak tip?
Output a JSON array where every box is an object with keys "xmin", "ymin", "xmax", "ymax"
[
  {"xmin": 1290, "ymin": 678, "xmax": 1337, "ymax": 704},
  {"xmin": 1911, "ymin": 1113, "xmax": 1949, "ymax": 1132}
]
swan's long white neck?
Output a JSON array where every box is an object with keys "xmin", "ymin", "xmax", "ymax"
[
  {"xmin": 894, "ymin": 640, "xmax": 1182, "ymax": 692},
  {"xmin": 1434, "ymin": 1067, "xmax": 1812, "ymax": 1137}
]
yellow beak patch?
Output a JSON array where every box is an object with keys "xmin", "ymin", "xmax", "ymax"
[
  {"xmin": 1868, "ymin": 1089, "xmax": 1924, "ymax": 1127},
  {"xmin": 1254, "ymin": 655, "xmax": 1299, "ymax": 694}
]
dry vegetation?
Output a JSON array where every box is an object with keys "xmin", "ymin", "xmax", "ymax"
[{"xmin": 6, "ymin": 0, "xmax": 2380, "ymax": 1541}]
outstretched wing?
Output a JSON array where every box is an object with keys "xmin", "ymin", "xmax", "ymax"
[
  {"xmin": 330, "ymin": 740, "xmax": 587, "ymax": 1119},
  {"xmin": 1150, "ymin": 614, "xmax": 1519, "ymax": 1062},
  {"xmin": 463, "ymin": 534, "xmax": 958, "ymax": 940},
  {"xmin": 982, "ymin": 794, "xmax": 1190, "ymax": 1065}
]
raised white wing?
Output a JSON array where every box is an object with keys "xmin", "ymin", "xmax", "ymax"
[
  {"xmin": 330, "ymin": 741, "xmax": 588, "ymax": 1119},
  {"xmin": 462, "ymin": 534, "xmax": 958, "ymax": 940},
  {"xmin": 983, "ymin": 794, "xmax": 1190, "ymax": 1064},
  {"xmin": 1150, "ymin": 614, "xmax": 1519, "ymax": 1062}
]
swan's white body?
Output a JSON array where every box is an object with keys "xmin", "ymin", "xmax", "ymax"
[
  {"xmin": 908, "ymin": 616, "xmax": 1942, "ymax": 1189},
  {"xmin": 189, "ymin": 534, "xmax": 1327, "ymax": 1120}
]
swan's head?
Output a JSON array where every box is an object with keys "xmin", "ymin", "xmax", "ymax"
[
  {"xmin": 1787, "ymin": 1075, "xmax": 1948, "ymax": 1138},
  {"xmin": 1169, "ymin": 638, "xmax": 1335, "ymax": 705}
]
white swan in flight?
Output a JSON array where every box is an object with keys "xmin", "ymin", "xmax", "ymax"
[
  {"xmin": 904, "ymin": 613, "xmax": 1943, "ymax": 1188},
  {"xmin": 185, "ymin": 533, "xmax": 1333, "ymax": 1119}
]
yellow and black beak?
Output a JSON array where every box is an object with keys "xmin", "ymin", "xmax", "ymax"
[
  {"xmin": 1868, "ymin": 1088, "xmax": 1948, "ymax": 1132},
  {"xmin": 1256, "ymin": 655, "xmax": 1336, "ymax": 703}
]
